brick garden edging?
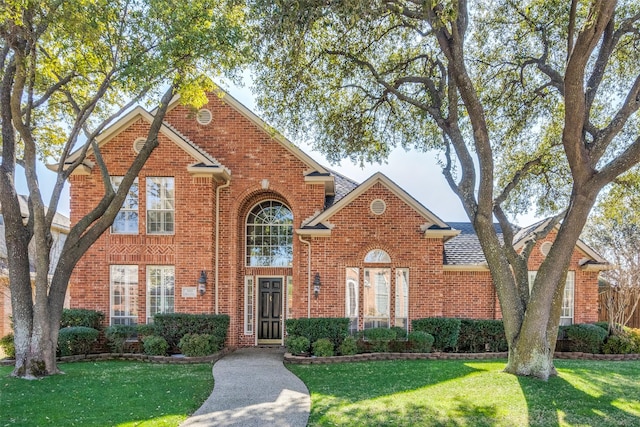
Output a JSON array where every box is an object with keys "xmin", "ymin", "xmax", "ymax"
[
  {"xmin": 284, "ymin": 351, "xmax": 640, "ymax": 364},
  {"xmin": 0, "ymin": 347, "xmax": 232, "ymax": 367}
]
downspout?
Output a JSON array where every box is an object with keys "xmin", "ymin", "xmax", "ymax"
[
  {"xmin": 298, "ymin": 234, "xmax": 311, "ymax": 318},
  {"xmin": 215, "ymin": 178, "xmax": 231, "ymax": 315}
]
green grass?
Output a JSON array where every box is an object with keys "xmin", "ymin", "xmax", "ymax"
[
  {"xmin": 287, "ymin": 359, "xmax": 640, "ymax": 426},
  {"xmin": 0, "ymin": 361, "xmax": 213, "ymax": 426}
]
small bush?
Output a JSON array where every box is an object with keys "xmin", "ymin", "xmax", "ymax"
[
  {"xmin": 363, "ymin": 328, "xmax": 396, "ymax": 352},
  {"xmin": 285, "ymin": 318, "xmax": 350, "ymax": 349},
  {"xmin": 338, "ymin": 336, "xmax": 358, "ymax": 355},
  {"xmin": 178, "ymin": 333, "xmax": 217, "ymax": 357},
  {"xmin": 412, "ymin": 318, "xmax": 461, "ymax": 351},
  {"xmin": 564, "ymin": 323, "xmax": 607, "ymax": 353},
  {"xmin": 390, "ymin": 326, "xmax": 408, "ymax": 340},
  {"xmin": 313, "ymin": 338, "xmax": 334, "ymax": 357},
  {"xmin": 286, "ymin": 335, "xmax": 310, "ymax": 355},
  {"xmin": 389, "ymin": 339, "xmax": 409, "ymax": 352},
  {"xmin": 408, "ymin": 331, "xmax": 434, "ymax": 353},
  {"xmin": 136, "ymin": 323, "xmax": 157, "ymax": 338},
  {"xmin": 60, "ymin": 309, "xmax": 104, "ymax": 330},
  {"xmin": 143, "ymin": 335, "xmax": 169, "ymax": 356},
  {"xmin": 154, "ymin": 313, "xmax": 229, "ymax": 351},
  {"xmin": 626, "ymin": 328, "xmax": 640, "ymax": 352},
  {"xmin": 457, "ymin": 319, "xmax": 507, "ymax": 352},
  {"xmin": 603, "ymin": 334, "xmax": 636, "ymax": 354},
  {"xmin": 104, "ymin": 325, "xmax": 137, "ymax": 353},
  {"xmin": 0, "ymin": 333, "xmax": 15, "ymax": 358},
  {"xmin": 57, "ymin": 326, "xmax": 99, "ymax": 356}
]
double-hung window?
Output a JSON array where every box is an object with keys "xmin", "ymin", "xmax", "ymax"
[
  {"xmin": 147, "ymin": 266, "xmax": 175, "ymax": 322},
  {"xmin": 146, "ymin": 177, "xmax": 174, "ymax": 234},
  {"xmin": 528, "ymin": 270, "xmax": 575, "ymax": 325},
  {"xmin": 110, "ymin": 265, "xmax": 138, "ymax": 325},
  {"xmin": 111, "ymin": 177, "xmax": 138, "ymax": 234}
]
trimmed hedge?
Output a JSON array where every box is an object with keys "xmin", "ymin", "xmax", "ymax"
[
  {"xmin": 285, "ymin": 318, "xmax": 349, "ymax": 348},
  {"xmin": 178, "ymin": 334, "xmax": 217, "ymax": 357},
  {"xmin": 564, "ymin": 323, "xmax": 608, "ymax": 353},
  {"xmin": 143, "ymin": 335, "xmax": 169, "ymax": 356},
  {"xmin": 313, "ymin": 338, "xmax": 334, "ymax": 357},
  {"xmin": 412, "ymin": 317, "xmax": 461, "ymax": 351},
  {"xmin": 286, "ymin": 335, "xmax": 310, "ymax": 355},
  {"xmin": 338, "ymin": 336, "xmax": 358, "ymax": 355},
  {"xmin": 408, "ymin": 331, "xmax": 434, "ymax": 353},
  {"xmin": 154, "ymin": 313, "xmax": 229, "ymax": 350},
  {"xmin": 457, "ymin": 319, "xmax": 507, "ymax": 353},
  {"xmin": 57, "ymin": 326, "xmax": 99, "ymax": 356},
  {"xmin": 362, "ymin": 327, "xmax": 397, "ymax": 352},
  {"xmin": 104, "ymin": 325, "xmax": 137, "ymax": 353},
  {"xmin": 60, "ymin": 309, "xmax": 104, "ymax": 330}
]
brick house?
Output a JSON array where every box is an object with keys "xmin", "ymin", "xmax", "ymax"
[{"xmin": 67, "ymin": 90, "xmax": 608, "ymax": 347}]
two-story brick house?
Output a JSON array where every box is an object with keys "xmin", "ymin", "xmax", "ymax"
[{"xmin": 67, "ymin": 89, "xmax": 608, "ymax": 347}]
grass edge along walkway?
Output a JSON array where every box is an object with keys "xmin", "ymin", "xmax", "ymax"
[
  {"xmin": 287, "ymin": 358, "xmax": 640, "ymax": 427},
  {"xmin": 0, "ymin": 360, "xmax": 213, "ymax": 427}
]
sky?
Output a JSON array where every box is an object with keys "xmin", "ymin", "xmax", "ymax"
[{"xmin": 19, "ymin": 80, "xmax": 540, "ymax": 226}]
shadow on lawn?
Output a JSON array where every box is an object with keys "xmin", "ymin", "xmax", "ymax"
[{"xmin": 518, "ymin": 361, "xmax": 640, "ymax": 427}]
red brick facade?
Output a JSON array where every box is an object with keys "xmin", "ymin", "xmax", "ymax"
[{"xmin": 68, "ymin": 91, "xmax": 603, "ymax": 347}]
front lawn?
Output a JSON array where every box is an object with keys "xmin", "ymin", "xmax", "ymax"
[
  {"xmin": 287, "ymin": 359, "xmax": 640, "ymax": 426},
  {"xmin": 0, "ymin": 361, "xmax": 213, "ymax": 426}
]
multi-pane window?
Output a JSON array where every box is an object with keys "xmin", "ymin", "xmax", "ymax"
[
  {"xmin": 146, "ymin": 177, "xmax": 174, "ymax": 234},
  {"xmin": 345, "ymin": 268, "xmax": 359, "ymax": 335},
  {"xmin": 111, "ymin": 177, "xmax": 138, "ymax": 234},
  {"xmin": 110, "ymin": 265, "xmax": 138, "ymax": 325},
  {"xmin": 147, "ymin": 266, "xmax": 174, "ymax": 322},
  {"xmin": 395, "ymin": 269, "xmax": 409, "ymax": 331},
  {"xmin": 528, "ymin": 270, "xmax": 575, "ymax": 325},
  {"xmin": 364, "ymin": 268, "xmax": 390, "ymax": 329},
  {"xmin": 245, "ymin": 276, "xmax": 254, "ymax": 335},
  {"xmin": 246, "ymin": 201, "xmax": 293, "ymax": 267}
]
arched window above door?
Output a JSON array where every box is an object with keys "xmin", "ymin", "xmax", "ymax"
[
  {"xmin": 364, "ymin": 249, "xmax": 391, "ymax": 263},
  {"xmin": 246, "ymin": 200, "xmax": 293, "ymax": 267}
]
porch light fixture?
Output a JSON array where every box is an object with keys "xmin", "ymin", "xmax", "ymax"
[
  {"xmin": 198, "ymin": 270, "xmax": 207, "ymax": 295},
  {"xmin": 313, "ymin": 273, "xmax": 321, "ymax": 298}
]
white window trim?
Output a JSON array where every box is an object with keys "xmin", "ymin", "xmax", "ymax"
[
  {"xmin": 363, "ymin": 268, "xmax": 391, "ymax": 329},
  {"xmin": 146, "ymin": 177, "xmax": 175, "ymax": 235},
  {"xmin": 244, "ymin": 276, "xmax": 255, "ymax": 335},
  {"xmin": 395, "ymin": 268, "xmax": 409, "ymax": 331},
  {"xmin": 110, "ymin": 265, "xmax": 138, "ymax": 325},
  {"xmin": 528, "ymin": 270, "xmax": 575, "ymax": 324},
  {"xmin": 346, "ymin": 268, "xmax": 359, "ymax": 334},
  {"xmin": 110, "ymin": 177, "xmax": 139, "ymax": 235},
  {"xmin": 146, "ymin": 265, "xmax": 175, "ymax": 322}
]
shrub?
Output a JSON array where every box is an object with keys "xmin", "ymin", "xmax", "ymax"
[
  {"xmin": 104, "ymin": 325, "xmax": 137, "ymax": 353},
  {"xmin": 286, "ymin": 335, "xmax": 310, "ymax": 355},
  {"xmin": 603, "ymin": 333, "xmax": 635, "ymax": 354},
  {"xmin": 0, "ymin": 333, "xmax": 15, "ymax": 358},
  {"xmin": 285, "ymin": 318, "xmax": 349, "ymax": 349},
  {"xmin": 178, "ymin": 333, "xmax": 220, "ymax": 357},
  {"xmin": 594, "ymin": 321, "xmax": 611, "ymax": 333},
  {"xmin": 57, "ymin": 326, "xmax": 99, "ymax": 356},
  {"xmin": 626, "ymin": 328, "xmax": 640, "ymax": 352},
  {"xmin": 412, "ymin": 318, "xmax": 461, "ymax": 351},
  {"xmin": 390, "ymin": 326, "xmax": 408, "ymax": 340},
  {"xmin": 313, "ymin": 338, "xmax": 334, "ymax": 357},
  {"xmin": 564, "ymin": 323, "xmax": 607, "ymax": 353},
  {"xmin": 389, "ymin": 339, "xmax": 409, "ymax": 352},
  {"xmin": 143, "ymin": 335, "xmax": 169, "ymax": 356},
  {"xmin": 154, "ymin": 313, "xmax": 229, "ymax": 351},
  {"xmin": 408, "ymin": 331, "xmax": 434, "ymax": 353},
  {"xmin": 136, "ymin": 323, "xmax": 157, "ymax": 338},
  {"xmin": 457, "ymin": 319, "xmax": 507, "ymax": 353},
  {"xmin": 338, "ymin": 336, "xmax": 358, "ymax": 355},
  {"xmin": 363, "ymin": 327, "xmax": 396, "ymax": 352},
  {"xmin": 60, "ymin": 309, "xmax": 104, "ymax": 330}
]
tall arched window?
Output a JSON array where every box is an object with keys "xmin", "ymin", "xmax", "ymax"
[{"xmin": 246, "ymin": 200, "xmax": 293, "ymax": 267}]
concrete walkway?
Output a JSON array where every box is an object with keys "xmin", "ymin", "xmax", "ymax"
[{"xmin": 181, "ymin": 347, "xmax": 310, "ymax": 427}]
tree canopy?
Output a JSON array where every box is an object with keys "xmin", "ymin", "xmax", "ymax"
[
  {"xmin": 249, "ymin": 0, "xmax": 640, "ymax": 379},
  {"xmin": 1, "ymin": 0, "xmax": 249, "ymax": 377}
]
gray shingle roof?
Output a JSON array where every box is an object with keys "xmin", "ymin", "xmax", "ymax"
[
  {"xmin": 324, "ymin": 169, "xmax": 359, "ymax": 210},
  {"xmin": 444, "ymin": 222, "xmax": 504, "ymax": 265}
]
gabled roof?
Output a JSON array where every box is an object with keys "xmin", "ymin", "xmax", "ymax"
[
  {"xmin": 300, "ymin": 172, "xmax": 456, "ymax": 238},
  {"xmin": 58, "ymin": 106, "xmax": 230, "ymax": 179},
  {"xmin": 162, "ymin": 87, "xmax": 330, "ymax": 176}
]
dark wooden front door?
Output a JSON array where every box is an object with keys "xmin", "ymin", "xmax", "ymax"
[{"xmin": 258, "ymin": 278, "xmax": 282, "ymax": 341}]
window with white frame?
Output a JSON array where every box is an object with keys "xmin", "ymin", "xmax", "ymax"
[
  {"xmin": 146, "ymin": 177, "xmax": 174, "ymax": 234},
  {"xmin": 147, "ymin": 266, "xmax": 174, "ymax": 322},
  {"xmin": 395, "ymin": 269, "xmax": 409, "ymax": 331},
  {"xmin": 111, "ymin": 177, "xmax": 138, "ymax": 234},
  {"xmin": 364, "ymin": 268, "xmax": 390, "ymax": 329},
  {"xmin": 110, "ymin": 265, "xmax": 138, "ymax": 325},
  {"xmin": 528, "ymin": 270, "xmax": 575, "ymax": 325},
  {"xmin": 286, "ymin": 276, "xmax": 293, "ymax": 319},
  {"xmin": 246, "ymin": 201, "xmax": 293, "ymax": 267},
  {"xmin": 345, "ymin": 268, "xmax": 359, "ymax": 335},
  {"xmin": 245, "ymin": 276, "xmax": 254, "ymax": 335}
]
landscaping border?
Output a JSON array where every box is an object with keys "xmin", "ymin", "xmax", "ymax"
[
  {"xmin": 284, "ymin": 351, "xmax": 640, "ymax": 364},
  {"xmin": 0, "ymin": 347, "xmax": 232, "ymax": 367}
]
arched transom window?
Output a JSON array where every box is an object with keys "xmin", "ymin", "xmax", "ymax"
[
  {"xmin": 246, "ymin": 200, "xmax": 293, "ymax": 267},
  {"xmin": 364, "ymin": 249, "xmax": 391, "ymax": 263}
]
